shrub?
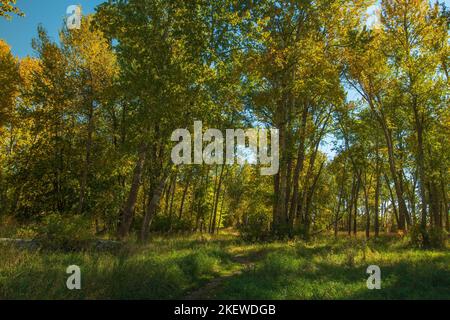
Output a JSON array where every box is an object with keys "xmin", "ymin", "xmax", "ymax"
[
  {"xmin": 35, "ymin": 214, "xmax": 94, "ymax": 250},
  {"xmin": 260, "ymin": 252, "xmax": 301, "ymax": 276},
  {"xmin": 15, "ymin": 226, "xmax": 38, "ymax": 239},
  {"xmin": 238, "ymin": 211, "xmax": 271, "ymax": 241},
  {"xmin": 428, "ymin": 227, "xmax": 448, "ymax": 248},
  {"xmin": 179, "ymin": 250, "xmax": 219, "ymax": 279},
  {"xmin": 408, "ymin": 225, "xmax": 448, "ymax": 249}
]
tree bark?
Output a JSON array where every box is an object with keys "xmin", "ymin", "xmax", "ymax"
[
  {"xmin": 78, "ymin": 102, "xmax": 94, "ymax": 215},
  {"xmin": 289, "ymin": 104, "xmax": 308, "ymax": 229},
  {"xmin": 140, "ymin": 169, "xmax": 171, "ymax": 242},
  {"xmin": 211, "ymin": 166, "xmax": 226, "ymax": 234},
  {"xmin": 178, "ymin": 171, "xmax": 192, "ymax": 220},
  {"xmin": 117, "ymin": 142, "xmax": 147, "ymax": 239}
]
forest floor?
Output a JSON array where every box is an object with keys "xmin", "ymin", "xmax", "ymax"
[{"xmin": 0, "ymin": 231, "xmax": 449, "ymax": 299}]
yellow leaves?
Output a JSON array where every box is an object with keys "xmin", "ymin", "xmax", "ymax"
[
  {"xmin": 0, "ymin": 39, "xmax": 12, "ymax": 56},
  {"xmin": 0, "ymin": 39, "xmax": 19, "ymax": 126},
  {"xmin": 0, "ymin": 0, "xmax": 23, "ymax": 19},
  {"xmin": 19, "ymin": 57, "xmax": 41, "ymax": 88},
  {"xmin": 228, "ymin": 11, "xmax": 242, "ymax": 27},
  {"xmin": 62, "ymin": 15, "xmax": 119, "ymax": 96}
]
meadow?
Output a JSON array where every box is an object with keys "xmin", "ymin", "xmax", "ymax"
[{"xmin": 1, "ymin": 232, "xmax": 448, "ymax": 300}]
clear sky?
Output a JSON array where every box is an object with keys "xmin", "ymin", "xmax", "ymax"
[{"xmin": 0, "ymin": 0, "xmax": 104, "ymax": 58}]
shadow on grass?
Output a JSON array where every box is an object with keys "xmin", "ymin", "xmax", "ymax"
[
  {"xmin": 0, "ymin": 243, "xmax": 234, "ymax": 300},
  {"xmin": 214, "ymin": 247, "xmax": 450, "ymax": 300}
]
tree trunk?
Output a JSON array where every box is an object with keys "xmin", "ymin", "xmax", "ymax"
[
  {"xmin": 273, "ymin": 91, "xmax": 290, "ymax": 235},
  {"xmin": 178, "ymin": 172, "xmax": 192, "ymax": 220},
  {"xmin": 440, "ymin": 176, "xmax": 449, "ymax": 232},
  {"xmin": 216, "ymin": 186, "xmax": 226, "ymax": 235},
  {"xmin": 383, "ymin": 125, "xmax": 407, "ymax": 231},
  {"xmin": 78, "ymin": 103, "xmax": 94, "ymax": 215},
  {"xmin": 369, "ymin": 102, "xmax": 408, "ymax": 232},
  {"xmin": 304, "ymin": 161, "xmax": 325, "ymax": 239},
  {"xmin": 211, "ymin": 166, "xmax": 226, "ymax": 234},
  {"xmin": 385, "ymin": 174, "xmax": 400, "ymax": 230},
  {"xmin": 334, "ymin": 163, "xmax": 347, "ymax": 238},
  {"xmin": 363, "ymin": 175, "xmax": 370, "ymax": 239},
  {"xmin": 353, "ymin": 172, "xmax": 360, "ymax": 236},
  {"xmin": 117, "ymin": 142, "xmax": 147, "ymax": 239},
  {"xmin": 348, "ymin": 175, "xmax": 356, "ymax": 236},
  {"xmin": 140, "ymin": 169, "xmax": 171, "ymax": 242},
  {"xmin": 289, "ymin": 104, "xmax": 308, "ymax": 229},
  {"xmin": 168, "ymin": 172, "xmax": 177, "ymax": 232},
  {"xmin": 374, "ymin": 164, "xmax": 381, "ymax": 237}
]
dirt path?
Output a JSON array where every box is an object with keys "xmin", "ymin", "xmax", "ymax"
[{"xmin": 184, "ymin": 251, "xmax": 264, "ymax": 300}]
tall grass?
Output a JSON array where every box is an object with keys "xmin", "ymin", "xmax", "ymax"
[{"xmin": 0, "ymin": 234, "xmax": 448, "ymax": 300}]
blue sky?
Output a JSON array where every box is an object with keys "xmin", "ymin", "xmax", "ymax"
[{"xmin": 0, "ymin": 0, "xmax": 104, "ymax": 58}]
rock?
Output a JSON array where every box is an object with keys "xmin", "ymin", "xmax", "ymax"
[
  {"xmin": 91, "ymin": 239, "xmax": 123, "ymax": 251},
  {"xmin": 0, "ymin": 238, "xmax": 123, "ymax": 252},
  {"xmin": 0, "ymin": 238, "xmax": 40, "ymax": 250}
]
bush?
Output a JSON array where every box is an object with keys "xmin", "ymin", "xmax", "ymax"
[
  {"xmin": 238, "ymin": 211, "xmax": 271, "ymax": 241},
  {"xmin": 260, "ymin": 252, "xmax": 301, "ymax": 276},
  {"xmin": 179, "ymin": 250, "xmax": 219, "ymax": 279},
  {"xmin": 408, "ymin": 225, "xmax": 448, "ymax": 249},
  {"xmin": 35, "ymin": 214, "xmax": 94, "ymax": 250},
  {"xmin": 428, "ymin": 227, "xmax": 448, "ymax": 248}
]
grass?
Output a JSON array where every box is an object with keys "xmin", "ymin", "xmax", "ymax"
[
  {"xmin": 215, "ymin": 237, "xmax": 450, "ymax": 300},
  {"xmin": 0, "ymin": 234, "xmax": 237, "ymax": 300},
  {"xmin": 0, "ymin": 232, "xmax": 448, "ymax": 300}
]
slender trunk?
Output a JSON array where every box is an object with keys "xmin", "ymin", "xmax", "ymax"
[
  {"xmin": 163, "ymin": 177, "xmax": 171, "ymax": 216},
  {"xmin": 353, "ymin": 172, "xmax": 360, "ymax": 236},
  {"xmin": 369, "ymin": 103, "xmax": 408, "ymax": 231},
  {"xmin": 335, "ymin": 164, "xmax": 347, "ymax": 238},
  {"xmin": 363, "ymin": 173, "xmax": 370, "ymax": 239},
  {"xmin": 217, "ymin": 187, "xmax": 226, "ymax": 235},
  {"xmin": 179, "ymin": 172, "xmax": 192, "ymax": 220},
  {"xmin": 289, "ymin": 105, "xmax": 308, "ymax": 229},
  {"xmin": 440, "ymin": 176, "xmax": 449, "ymax": 232},
  {"xmin": 117, "ymin": 142, "xmax": 147, "ymax": 239},
  {"xmin": 273, "ymin": 90, "xmax": 289, "ymax": 235},
  {"xmin": 348, "ymin": 175, "xmax": 356, "ymax": 236},
  {"xmin": 412, "ymin": 98, "xmax": 428, "ymax": 236},
  {"xmin": 385, "ymin": 174, "xmax": 400, "ymax": 229},
  {"xmin": 211, "ymin": 166, "xmax": 226, "ymax": 234},
  {"xmin": 209, "ymin": 166, "xmax": 219, "ymax": 233},
  {"xmin": 78, "ymin": 103, "xmax": 94, "ymax": 215},
  {"xmin": 168, "ymin": 172, "xmax": 177, "ymax": 231},
  {"xmin": 429, "ymin": 182, "xmax": 441, "ymax": 229},
  {"xmin": 304, "ymin": 161, "xmax": 325, "ymax": 239},
  {"xmin": 140, "ymin": 169, "xmax": 171, "ymax": 242},
  {"xmin": 374, "ymin": 166, "xmax": 381, "ymax": 237}
]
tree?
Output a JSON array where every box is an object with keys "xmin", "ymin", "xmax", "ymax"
[
  {"xmin": 0, "ymin": 40, "xmax": 19, "ymax": 128},
  {"xmin": 0, "ymin": 0, "xmax": 23, "ymax": 19}
]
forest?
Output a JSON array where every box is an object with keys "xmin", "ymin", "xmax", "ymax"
[{"xmin": 0, "ymin": 0, "xmax": 449, "ymax": 300}]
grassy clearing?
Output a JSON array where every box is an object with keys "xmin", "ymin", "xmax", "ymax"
[
  {"xmin": 0, "ymin": 233, "xmax": 448, "ymax": 300},
  {"xmin": 0, "ymin": 234, "xmax": 237, "ymax": 300},
  {"xmin": 215, "ymin": 237, "xmax": 450, "ymax": 300}
]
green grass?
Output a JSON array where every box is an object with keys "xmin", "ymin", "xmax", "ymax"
[
  {"xmin": 0, "ymin": 234, "xmax": 237, "ymax": 299},
  {"xmin": 215, "ymin": 237, "xmax": 450, "ymax": 300},
  {"xmin": 0, "ymin": 233, "xmax": 448, "ymax": 300}
]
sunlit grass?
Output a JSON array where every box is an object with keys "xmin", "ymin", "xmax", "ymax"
[{"xmin": 0, "ymin": 233, "xmax": 448, "ymax": 299}]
